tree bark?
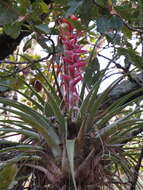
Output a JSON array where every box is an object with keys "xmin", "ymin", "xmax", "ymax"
[{"xmin": 103, "ymin": 72, "xmax": 143, "ymax": 108}]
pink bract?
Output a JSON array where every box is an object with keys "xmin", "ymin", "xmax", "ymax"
[{"xmin": 59, "ymin": 16, "xmax": 87, "ymax": 111}]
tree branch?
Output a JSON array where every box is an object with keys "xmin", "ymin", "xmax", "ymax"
[{"xmin": 103, "ymin": 72, "xmax": 143, "ymax": 108}]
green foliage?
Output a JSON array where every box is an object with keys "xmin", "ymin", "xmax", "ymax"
[
  {"xmin": 35, "ymin": 24, "xmax": 51, "ymax": 34},
  {"xmin": 0, "ymin": 4, "xmax": 18, "ymax": 26},
  {"xmin": 84, "ymin": 57, "xmax": 100, "ymax": 89},
  {"xmin": 4, "ymin": 23, "xmax": 21, "ymax": 39},
  {"xmin": 0, "ymin": 80, "xmax": 11, "ymax": 92},
  {"xmin": 31, "ymin": 1, "xmax": 49, "ymax": 22},
  {"xmin": 65, "ymin": 0, "xmax": 83, "ymax": 17},
  {"xmin": 118, "ymin": 47, "xmax": 143, "ymax": 69},
  {"xmin": 78, "ymin": 0, "xmax": 101, "ymax": 26},
  {"xmin": 0, "ymin": 163, "xmax": 17, "ymax": 190},
  {"xmin": 97, "ymin": 15, "xmax": 123, "ymax": 33}
]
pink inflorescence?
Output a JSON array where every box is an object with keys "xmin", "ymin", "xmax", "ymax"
[{"xmin": 59, "ymin": 16, "xmax": 87, "ymax": 111}]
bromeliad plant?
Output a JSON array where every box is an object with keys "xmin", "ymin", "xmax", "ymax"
[{"xmin": 0, "ymin": 16, "xmax": 143, "ymax": 190}]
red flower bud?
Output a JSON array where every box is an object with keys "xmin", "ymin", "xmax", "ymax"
[{"xmin": 70, "ymin": 15, "xmax": 78, "ymax": 21}]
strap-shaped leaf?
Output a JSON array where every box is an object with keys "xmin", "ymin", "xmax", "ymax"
[
  {"xmin": 0, "ymin": 127, "xmax": 40, "ymax": 140},
  {"xmin": 19, "ymin": 77, "xmax": 45, "ymax": 105},
  {"xmin": 0, "ymin": 119, "xmax": 37, "ymax": 131},
  {"xmin": 97, "ymin": 88, "xmax": 143, "ymax": 127},
  {"xmin": 0, "ymin": 82, "xmax": 44, "ymax": 111},
  {"xmin": 78, "ymin": 78, "xmax": 102, "ymax": 121},
  {"xmin": 0, "ymin": 98, "xmax": 60, "ymax": 157},
  {"xmin": 88, "ymin": 76, "xmax": 123, "ymax": 121},
  {"xmin": 34, "ymin": 68, "xmax": 65, "ymax": 134},
  {"xmin": 66, "ymin": 139, "xmax": 77, "ymax": 190},
  {"xmin": 97, "ymin": 118, "xmax": 143, "ymax": 140},
  {"xmin": 0, "ymin": 145, "xmax": 42, "ymax": 153},
  {"xmin": 36, "ymin": 66, "xmax": 61, "ymax": 104},
  {"xmin": 44, "ymin": 89, "xmax": 65, "ymax": 134},
  {"xmin": 0, "ymin": 163, "xmax": 17, "ymax": 190},
  {"xmin": 109, "ymin": 123, "xmax": 143, "ymax": 144}
]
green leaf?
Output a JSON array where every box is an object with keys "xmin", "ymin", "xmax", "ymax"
[
  {"xmin": 34, "ymin": 68, "xmax": 65, "ymax": 132},
  {"xmin": 0, "ymin": 119, "xmax": 34, "ymax": 132},
  {"xmin": 67, "ymin": 18, "xmax": 83, "ymax": 31},
  {"xmin": 66, "ymin": 139, "xmax": 77, "ymax": 190},
  {"xmin": 14, "ymin": 0, "xmax": 31, "ymax": 15},
  {"xmin": 111, "ymin": 122, "xmax": 143, "ymax": 144},
  {"xmin": 0, "ymin": 98, "xmax": 60, "ymax": 157},
  {"xmin": 118, "ymin": 47, "xmax": 143, "ymax": 69},
  {"xmin": 97, "ymin": 15, "xmax": 123, "ymax": 33},
  {"xmin": 89, "ymin": 76, "xmax": 123, "ymax": 116},
  {"xmin": 97, "ymin": 88, "xmax": 143, "ymax": 127},
  {"xmin": 0, "ymin": 80, "xmax": 11, "ymax": 92},
  {"xmin": 0, "ymin": 164, "xmax": 17, "ymax": 190},
  {"xmin": 96, "ymin": 0, "xmax": 106, "ymax": 7},
  {"xmin": 4, "ymin": 23, "xmax": 21, "ymax": 39},
  {"xmin": 110, "ymin": 15, "xmax": 123, "ymax": 29},
  {"xmin": 54, "ymin": 0, "xmax": 68, "ymax": 3},
  {"xmin": 0, "ymin": 145, "xmax": 42, "ymax": 153},
  {"xmin": 78, "ymin": 78, "xmax": 101, "ymax": 122},
  {"xmin": 78, "ymin": 0, "xmax": 100, "ymax": 26},
  {"xmin": 98, "ymin": 118, "xmax": 142, "ymax": 140},
  {"xmin": 35, "ymin": 24, "xmax": 51, "ymax": 34},
  {"xmin": 23, "ymin": 38, "xmax": 32, "ymax": 52},
  {"xmin": 0, "ymin": 128, "xmax": 40, "ymax": 141},
  {"xmin": 38, "ymin": 1, "xmax": 49, "ymax": 13},
  {"xmin": 122, "ymin": 26, "xmax": 132, "ymax": 39},
  {"xmin": 0, "ymin": 82, "xmax": 44, "ymax": 111},
  {"xmin": 45, "ymin": 90, "xmax": 65, "ymax": 134},
  {"xmin": 0, "ymin": 5, "xmax": 18, "ymax": 25},
  {"xmin": 31, "ymin": 1, "xmax": 49, "ymax": 22},
  {"xmin": 18, "ymin": 77, "xmax": 45, "ymax": 105},
  {"xmin": 97, "ymin": 16, "xmax": 111, "ymax": 33},
  {"xmin": 84, "ymin": 58, "xmax": 100, "ymax": 89},
  {"xmin": 65, "ymin": 0, "xmax": 83, "ymax": 17}
]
